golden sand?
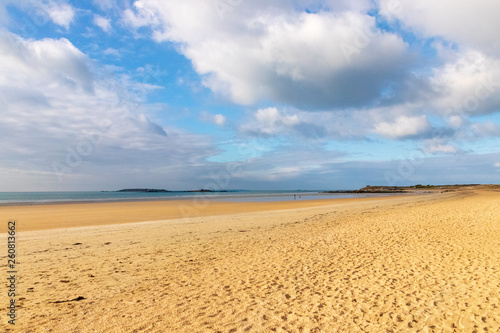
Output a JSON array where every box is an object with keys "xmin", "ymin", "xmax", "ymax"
[
  {"xmin": 0, "ymin": 196, "xmax": 398, "ymax": 232},
  {"xmin": 1, "ymin": 190, "xmax": 500, "ymax": 332}
]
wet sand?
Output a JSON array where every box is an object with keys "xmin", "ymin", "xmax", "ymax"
[
  {"xmin": 0, "ymin": 196, "xmax": 398, "ymax": 232},
  {"xmin": 1, "ymin": 189, "xmax": 499, "ymax": 332}
]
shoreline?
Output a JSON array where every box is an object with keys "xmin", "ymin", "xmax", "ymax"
[
  {"xmin": 0, "ymin": 191, "xmax": 350, "ymax": 207},
  {"xmin": 2, "ymin": 183, "xmax": 495, "ymax": 206},
  {"xmin": 0, "ymin": 191, "xmax": 361, "ymax": 207},
  {"xmin": 0, "ymin": 194, "xmax": 423, "ymax": 232},
  {"xmin": 0, "ymin": 186, "xmax": 460, "ymax": 207}
]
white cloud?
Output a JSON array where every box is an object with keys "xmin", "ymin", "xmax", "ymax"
[
  {"xmin": 429, "ymin": 51, "xmax": 500, "ymax": 116},
  {"xmin": 102, "ymin": 47, "xmax": 121, "ymax": 57},
  {"xmin": 0, "ymin": 32, "xmax": 93, "ymax": 93},
  {"xmin": 375, "ymin": 115, "xmax": 431, "ymax": 140},
  {"xmin": 423, "ymin": 141, "xmax": 461, "ymax": 155},
  {"xmin": 200, "ymin": 111, "xmax": 226, "ymax": 126},
  {"xmin": 240, "ymin": 107, "xmax": 300, "ymax": 137},
  {"xmin": 120, "ymin": 0, "xmax": 500, "ymax": 149},
  {"xmin": 379, "ymin": 0, "xmax": 500, "ymax": 56},
  {"xmin": 448, "ymin": 115, "xmax": 467, "ymax": 128},
  {"xmin": 239, "ymin": 106, "xmax": 424, "ymax": 141},
  {"xmin": 123, "ymin": 1, "xmax": 412, "ymax": 109},
  {"xmin": 213, "ymin": 114, "xmax": 226, "ymax": 126},
  {"xmin": 0, "ymin": 0, "xmax": 75, "ymax": 29},
  {"xmin": 94, "ymin": 14, "xmax": 112, "ymax": 32},
  {"xmin": 45, "ymin": 1, "xmax": 75, "ymax": 29},
  {"xmin": 471, "ymin": 122, "xmax": 500, "ymax": 137}
]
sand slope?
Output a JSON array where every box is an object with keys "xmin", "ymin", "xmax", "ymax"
[{"xmin": 1, "ymin": 190, "xmax": 500, "ymax": 332}]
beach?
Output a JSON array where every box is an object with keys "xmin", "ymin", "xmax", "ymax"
[{"xmin": 1, "ymin": 189, "xmax": 500, "ymax": 332}]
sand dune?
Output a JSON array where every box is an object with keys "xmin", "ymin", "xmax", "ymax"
[{"xmin": 1, "ymin": 190, "xmax": 500, "ymax": 332}]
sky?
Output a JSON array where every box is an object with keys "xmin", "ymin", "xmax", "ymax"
[{"xmin": 1, "ymin": 0, "xmax": 500, "ymax": 191}]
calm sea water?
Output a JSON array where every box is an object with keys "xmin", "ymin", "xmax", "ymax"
[{"xmin": 0, "ymin": 190, "xmax": 362, "ymax": 205}]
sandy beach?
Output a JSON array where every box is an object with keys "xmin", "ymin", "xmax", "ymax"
[{"xmin": 1, "ymin": 189, "xmax": 500, "ymax": 332}]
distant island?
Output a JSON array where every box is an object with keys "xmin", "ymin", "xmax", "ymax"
[
  {"xmin": 116, "ymin": 188, "xmax": 170, "ymax": 193},
  {"xmin": 115, "ymin": 188, "xmax": 233, "ymax": 193}
]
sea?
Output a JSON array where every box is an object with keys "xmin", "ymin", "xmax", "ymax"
[{"xmin": 0, "ymin": 190, "xmax": 376, "ymax": 205}]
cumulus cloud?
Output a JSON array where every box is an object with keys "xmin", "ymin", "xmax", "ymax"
[
  {"xmin": 423, "ymin": 141, "xmax": 461, "ymax": 155},
  {"xmin": 237, "ymin": 106, "xmax": 370, "ymax": 141},
  {"xmin": 123, "ymin": 1, "xmax": 413, "ymax": 109},
  {"xmin": 429, "ymin": 51, "xmax": 500, "ymax": 116},
  {"xmin": 379, "ymin": 0, "xmax": 500, "ymax": 56},
  {"xmin": 119, "ymin": 0, "xmax": 499, "ymax": 149},
  {"xmin": 239, "ymin": 106, "xmax": 437, "ymax": 141},
  {"xmin": 374, "ymin": 115, "xmax": 432, "ymax": 140},
  {"xmin": 118, "ymin": 0, "xmax": 500, "ymax": 155},
  {"xmin": 200, "ymin": 112, "xmax": 226, "ymax": 126},
  {"xmin": 0, "ymin": 32, "xmax": 94, "ymax": 93},
  {"xmin": 45, "ymin": 1, "xmax": 74, "ymax": 28},
  {"xmin": 94, "ymin": 14, "xmax": 111, "ymax": 32},
  {"xmin": 447, "ymin": 115, "xmax": 467, "ymax": 128},
  {"xmin": 239, "ymin": 107, "xmax": 300, "ymax": 137},
  {"xmin": 120, "ymin": 1, "xmax": 500, "ymax": 143}
]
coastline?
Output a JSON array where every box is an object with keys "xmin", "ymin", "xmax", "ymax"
[
  {"xmin": 0, "ymin": 191, "xmax": 358, "ymax": 207},
  {"xmin": 0, "ymin": 190, "xmax": 352, "ymax": 207},
  {"xmin": 0, "ymin": 194, "xmax": 414, "ymax": 232},
  {"xmin": 2, "ymin": 183, "xmax": 492, "ymax": 206}
]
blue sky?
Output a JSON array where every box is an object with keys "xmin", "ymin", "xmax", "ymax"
[{"xmin": 1, "ymin": 0, "xmax": 500, "ymax": 191}]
